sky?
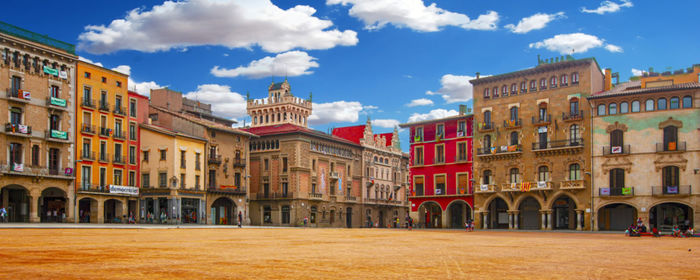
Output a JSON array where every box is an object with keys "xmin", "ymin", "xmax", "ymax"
[{"xmin": 3, "ymin": 0, "xmax": 699, "ymax": 151}]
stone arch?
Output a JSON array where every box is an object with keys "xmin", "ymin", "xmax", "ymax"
[
  {"xmin": 648, "ymin": 199, "xmax": 694, "ymax": 211},
  {"xmin": 547, "ymin": 191, "xmax": 581, "ymax": 210},
  {"xmin": 513, "ymin": 194, "xmax": 545, "ymax": 210},
  {"xmin": 417, "ymin": 200, "xmax": 443, "ymax": 228},
  {"xmin": 480, "ymin": 193, "xmax": 513, "ymax": 211},
  {"xmin": 596, "ymin": 201, "xmax": 640, "ymax": 213},
  {"xmin": 446, "ymin": 199, "xmax": 472, "ymax": 229}
]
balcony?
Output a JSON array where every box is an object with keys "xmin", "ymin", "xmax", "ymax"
[
  {"xmin": 208, "ymin": 186, "xmax": 247, "ymax": 195},
  {"xmin": 531, "ymin": 114, "xmax": 552, "ymax": 126},
  {"xmin": 99, "ymin": 127, "xmax": 110, "ymax": 137},
  {"xmin": 81, "ymin": 99, "xmax": 96, "ymax": 109},
  {"xmin": 656, "ymin": 142, "xmax": 686, "ymax": 153},
  {"xmin": 602, "ymin": 145, "xmax": 631, "ymax": 156},
  {"xmin": 501, "ymin": 181, "xmax": 553, "ymax": 192},
  {"xmin": 330, "ymin": 172, "xmax": 339, "ymax": 180},
  {"xmin": 532, "ymin": 138, "xmax": 584, "ymax": 155},
  {"xmin": 256, "ymin": 192, "xmax": 295, "ymax": 200},
  {"xmin": 45, "ymin": 129, "xmax": 69, "ymax": 142},
  {"xmin": 112, "ymin": 154, "xmax": 125, "ymax": 165},
  {"xmin": 309, "ymin": 192, "xmax": 323, "ymax": 199},
  {"xmin": 560, "ymin": 180, "xmax": 585, "ymax": 190},
  {"xmin": 476, "ymin": 145, "xmax": 522, "ymax": 162},
  {"xmin": 4, "ymin": 123, "xmax": 32, "ymax": 137},
  {"xmin": 98, "ymin": 101, "xmax": 110, "ymax": 112},
  {"xmin": 46, "ymin": 97, "xmax": 68, "ymax": 110},
  {"xmin": 80, "ymin": 151, "xmax": 96, "ymax": 161},
  {"xmin": 0, "ymin": 164, "xmax": 73, "ymax": 179},
  {"xmin": 345, "ymin": 195, "xmax": 357, "ymax": 201},
  {"xmin": 77, "ymin": 183, "xmax": 110, "ymax": 194},
  {"xmin": 80, "ymin": 124, "xmax": 96, "ymax": 135},
  {"xmin": 6, "ymin": 89, "xmax": 30, "ymax": 103},
  {"xmin": 475, "ymin": 184, "xmax": 497, "ymax": 194},
  {"xmin": 478, "ymin": 122, "xmax": 495, "ymax": 132},
  {"xmin": 233, "ymin": 158, "xmax": 246, "ymax": 168},
  {"xmin": 562, "ymin": 111, "xmax": 584, "ymax": 122},
  {"xmin": 113, "ymin": 105, "xmax": 126, "ymax": 116},
  {"xmin": 113, "ymin": 130, "xmax": 126, "ymax": 140},
  {"xmin": 208, "ymin": 154, "xmax": 222, "ymax": 165},
  {"xmin": 502, "ymin": 119, "xmax": 522, "ymax": 129},
  {"xmin": 599, "ymin": 187, "xmax": 634, "ymax": 197},
  {"xmin": 652, "ymin": 185, "xmax": 691, "ymax": 196},
  {"xmin": 98, "ymin": 153, "xmax": 110, "ymax": 163}
]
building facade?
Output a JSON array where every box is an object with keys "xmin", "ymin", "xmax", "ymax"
[
  {"xmin": 588, "ymin": 65, "xmax": 700, "ymax": 231},
  {"xmin": 333, "ymin": 120, "xmax": 410, "ymax": 228},
  {"xmin": 400, "ymin": 107, "xmax": 473, "ymax": 228},
  {"xmin": 75, "ymin": 61, "xmax": 140, "ymax": 223},
  {"xmin": 0, "ymin": 21, "xmax": 77, "ymax": 222},
  {"xmin": 470, "ymin": 56, "xmax": 604, "ymax": 231}
]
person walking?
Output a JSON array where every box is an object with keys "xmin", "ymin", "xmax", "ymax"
[
  {"xmin": 303, "ymin": 216, "xmax": 308, "ymax": 227},
  {"xmin": 238, "ymin": 211, "xmax": 243, "ymax": 228},
  {"xmin": 0, "ymin": 206, "xmax": 6, "ymax": 223}
]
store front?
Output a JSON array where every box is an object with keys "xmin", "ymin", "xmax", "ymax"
[
  {"xmin": 40, "ymin": 187, "xmax": 67, "ymax": 223},
  {"xmin": 650, "ymin": 202, "xmax": 693, "ymax": 231},
  {"xmin": 211, "ymin": 197, "xmax": 235, "ymax": 225}
]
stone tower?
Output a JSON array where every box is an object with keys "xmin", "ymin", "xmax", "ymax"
[{"xmin": 247, "ymin": 79, "xmax": 313, "ymax": 127}]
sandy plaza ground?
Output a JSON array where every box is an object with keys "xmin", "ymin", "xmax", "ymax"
[{"xmin": 0, "ymin": 226, "xmax": 698, "ymax": 279}]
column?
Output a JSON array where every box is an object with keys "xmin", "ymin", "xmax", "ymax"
[
  {"xmin": 546, "ymin": 211, "xmax": 552, "ymax": 230},
  {"xmin": 540, "ymin": 211, "xmax": 547, "ymax": 230},
  {"xmin": 513, "ymin": 211, "xmax": 519, "ymax": 230},
  {"xmin": 154, "ymin": 198, "xmax": 160, "ymax": 220},
  {"xmin": 66, "ymin": 195, "xmax": 75, "ymax": 223},
  {"xmin": 121, "ymin": 199, "xmax": 128, "ymax": 223},
  {"xmin": 576, "ymin": 210, "xmax": 583, "ymax": 231},
  {"xmin": 97, "ymin": 199, "xmax": 104, "ymax": 224},
  {"xmin": 508, "ymin": 212, "xmax": 513, "ymax": 229},
  {"xmin": 441, "ymin": 211, "xmax": 448, "ymax": 229},
  {"xmin": 29, "ymin": 195, "xmax": 39, "ymax": 223},
  {"xmin": 483, "ymin": 212, "xmax": 489, "ymax": 229}
]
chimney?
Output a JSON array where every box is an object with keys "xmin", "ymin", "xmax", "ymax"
[
  {"xmin": 604, "ymin": 68, "xmax": 612, "ymax": 91},
  {"xmin": 475, "ymin": 72, "xmax": 480, "ymax": 79},
  {"xmin": 459, "ymin": 105, "xmax": 467, "ymax": 115}
]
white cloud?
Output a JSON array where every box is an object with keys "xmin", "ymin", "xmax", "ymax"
[
  {"xmin": 581, "ymin": 0, "xmax": 633, "ymax": 15},
  {"xmin": 78, "ymin": 0, "xmax": 358, "ymax": 54},
  {"xmin": 631, "ymin": 68, "xmax": 643, "ymax": 76},
  {"xmin": 426, "ymin": 74, "xmax": 475, "ymax": 103},
  {"xmin": 327, "ymin": 0, "xmax": 498, "ymax": 32},
  {"xmin": 407, "ymin": 108, "xmax": 458, "ymax": 123},
  {"xmin": 406, "ymin": 98, "xmax": 434, "ymax": 107},
  {"xmin": 309, "ymin": 101, "xmax": 364, "ymax": 125},
  {"xmin": 604, "ymin": 44, "xmax": 623, "ymax": 53},
  {"xmin": 111, "ymin": 65, "xmax": 131, "ymax": 75},
  {"xmin": 505, "ymin": 12, "xmax": 565, "ymax": 34},
  {"xmin": 371, "ymin": 119, "xmax": 400, "ymax": 128},
  {"xmin": 529, "ymin": 33, "xmax": 622, "ymax": 54},
  {"xmin": 211, "ymin": 51, "xmax": 319, "ymax": 79},
  {"xmin": 129, "ymin": 79, "xmax": 162, "ymax": 96},
  {"xmin": 78, "ymin": 56, "xmax": 103, "ymax": 67},
  {"xmin": 183, "ymin": 84, "xmax": 247, "ymax": 119}
]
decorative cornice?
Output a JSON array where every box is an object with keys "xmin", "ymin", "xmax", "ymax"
[
  {"xmin": 605, "ymin": 121, "xmax": 628, "ymax": 133},
  {"xmin": 658, "ymin": 117, "xmax": 683, "ymax": 129}
]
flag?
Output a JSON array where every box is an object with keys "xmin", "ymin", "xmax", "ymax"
[{"xmin": 521, "ymin": 182, "xmax": 531, "ymax": 192}]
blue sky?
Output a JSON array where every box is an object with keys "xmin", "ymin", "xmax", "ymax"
[{"xmin": 3, "ymin": 0, "xmax": 699, "ymax": 150}]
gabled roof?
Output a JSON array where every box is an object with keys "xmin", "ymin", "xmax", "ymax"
[
  {"xmin": 375, "ymin": 133, "xmax": 393, "ymax": 147},
  {"xmin": 245, "ymin": 124, "xmax": 360, "ymax": 147},
  {"xmin": 589, "ymin": 81, "xmax": 700, "ymax": 99},
  {"xmin": 331, "ymin": 125, "xmax": 366, "ymax": 145}
]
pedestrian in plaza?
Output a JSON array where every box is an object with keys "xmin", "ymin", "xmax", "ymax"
[
  {"xmin": 61, "ymin": 210, "xmax": 66, "ymax": 223},
  {"xmin": 0, "ymin": 206, "xmax": 6, "ymax": 223},
  {"xmin": 303, "ymin": 216, "xmax": 308, "ymax": 227},
  {"xmin": 53, "ymin": 209, "xmax": 57, "ymax": 222},
  {"xmin": 238, "ymin": 211, "xmax": 243, "ymax": 228}
]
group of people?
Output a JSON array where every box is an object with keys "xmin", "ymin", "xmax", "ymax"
[
  {"xmin": 465, "ymin": 219, "xmax": 475, "ymax": 232},
  {"xmin": 626, "ymin": 217, "xmax": 696, "ymax": 238},
  {"xmin": 671, "ymin": 225, "xmax": 695, "ymax": 237}
]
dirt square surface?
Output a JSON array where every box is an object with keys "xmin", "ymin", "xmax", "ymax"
[{"xmin": 0, "ymin": 228, "xmax": 698, "ymax": 279}]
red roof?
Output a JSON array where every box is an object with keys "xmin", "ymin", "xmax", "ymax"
[
  {"xmin": 245, "ymin": 124, "xmax": 360, "ymax": 146},
  {"xmin": 375, "ymin": 133, "xmax": 393, "ymax": 146},
  {"xmin": 331, "ymin": 125, "xmax": 366, "ymax": 145}
]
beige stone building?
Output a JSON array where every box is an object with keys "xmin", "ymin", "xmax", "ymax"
[
  {"xmin": 588, "ymin": 65, "xmax": 700, "ymax": 231},
  {"xmin": 470, "ymin": 56, "xmax": 603, "ymax": 231},
  {"xmin": 0, "ymin": 21, "xmax": 77, "ymax": 222}
]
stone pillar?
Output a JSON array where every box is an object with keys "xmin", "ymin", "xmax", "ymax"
[
  {"xmin": 576, "ymin": 210, "xmax": 583, "ymax": 231},
  {"xmin": 121, "ymin": 199, "xmax": 128, "ymax": 223},
  {"xmin": 546, "ymin": 211, "xmax": 552, "ymax": 230},
  {"xmin": 441, "ymin": 211, "xmax": 448, "ymax": 229},
  {"xmin": 66, "ymin": 195, "xmax": 75, "ymax": 223},
  {"xmin": 154, "ymin": 198, "xmax": 160, "ymax": 219},
  {"xmin": 514, "ymin": 211, "xmax": 519, "ymax": 230},
  {"xmin": 483, "ymin": 212, "xmax": 489, "ymax": 229},
  {"xmin": 29, "ymin": 195, "xmax": 39, "ymax": 223},
  {"xmin": 540, "ymin": 210, "xmax": 547, "ymax": 230},
  {"xmin": 97, "ymin": 199, "xmax": 104, "ymax": 224},
  {"xmin": 508, "ymin": 213, "xmax": 513, "ymax": 229}
]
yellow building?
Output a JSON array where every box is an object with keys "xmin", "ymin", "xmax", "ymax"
[
  {"xmin": 140, "ymin": 123, "xmax": 207, "ymax": 224},
  {"xmin": 75, "ymin": 61, "xmax": 138, "ymax": 223}
]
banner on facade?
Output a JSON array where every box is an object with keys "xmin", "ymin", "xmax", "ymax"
[
  {"xmin": 500, "ymin": 146, "xmax": 508, "ymax": 152},
  {"xmin": 435, "ymin": 188, "xmax": 442, "ymax": 195},
  {"xmin": 59, "ymin": 70, "xmax": 68, "ymax": 79},
  {"xmin": 109, "ymin": 185, "xmax": 139, "ymax": 196},
  {"xmin": 538, "ymin": 126, "xmax": 547, "ymax": 133},
  {"xmin": 521, "ymin": 182, "xmax": 531, "ymax": 192},
  {"xmin": 480, "ymin": 184, "xmax": 488, "ymax": 191},
  {"xmin": 320, "ymin": 168, "xmax": 326, "ymax": 194},
  {"xmin": 18, "ymin": 89, "xmax": 31, "ymax": 100},
  {"xmin": 621, "ymin": 187, "xmax": 632, "ymax": 195},
  {"xmin": 537, "ymin": 181, "xmax": 547, "ymax": 189},
  {"xmin": 43, "ymin": 66, "xmax": 59, "ymax": 76},
  {"xmin": 665, "ymin": 186, "xmax": 678, "ymax": 194},
  {"xmin": 12, "ymin": 163, "xmax": 24, "ymax": 172},
  {"xmin": 600, "ymin": 188, "xmax": 610, "ymax": 195},
  {"xmin": 338, "ymin": 172, "xmax": 342, "ymax": 193},
  {"xmin": 51, "ymin": 130, "xmax": 68, "ymax": 139},
  {"xmin": 50, "ymin": 97, "xmax": 67, "ymax": 107},
  {"xmin": 611, "ymin": 146, "xmax": 622, "ymax": 154}
]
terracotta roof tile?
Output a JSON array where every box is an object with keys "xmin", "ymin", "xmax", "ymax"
[{"xmin": 589, "ymin": 81, "xmax": 700, "ymax": 99}]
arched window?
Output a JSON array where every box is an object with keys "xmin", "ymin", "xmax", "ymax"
[
  {"xmin": 569, "ymin": 124, "xmax": 580, "ymax": 143},
  {"xmin": 482, "ymin": 170, "xmax": 492, "ymax": 185},
  {"xmin": 569, "ymin": 163, "xmax": 581, "ymax": 181},
  {"xmin": 520, "ymin": 82, "xmax": 527, "ymax": 93},
  {"xmin": 663, "ymin": 126, "xmax": 678, "ymax": 151},
  {"xmin": 509, "ymin": 106, "xmax": 518, "ymax": 121},
  {"xmin": 645, "ymin": 99, "xmax": 655, "ymax": 111},
  {"xmin": 669, "ymin": 97, "xmax": 680, "ymax": 109},
  {"xmin": 540, "ymin": 78, "xmax": 547, "ymax": 90},
  {"xmin": 509, "ymin": 168, "xmax": 520, "ymax": 183},
  {"xmin": 561, "ymin": 74, "xmax": 568, "ymax": 86},
  {"xmin": 492, "ymin": 87, "xmax": 499, "ymax": 98},
  {"xmin": 530, "ymin": 80, "xmax": 537, "ymax": 91},
  {"xmin": 501, "ymin": 85, "xmax": 508, "ymax": 96},
  {"xmin": 550, "ymin": 76, "xmax": 557, "ymax": 88},
  {"xmin": 597, "ymin": 104, "xmax": 606, "ymax": 116},
  {"xmin": 571, "ymin": 72, "xmax": 579, "ymax": 84},
  {"xmin": 510, "ymin": 131, "xmax": 518, "ymax": 146},
  {"xmin": 610, "ymin": 129, "xmax": 624, "ymax": 147},
  {"xmin": 657, "ymin": 98, "xmax": 667, "ymax": 110},
  {"xmin": 483, "ymin": 88, "xmax": 490, "ymax": 98},
  {"xmin": 511, "ymin": 83, "xmax": 517, "ymax": 94},
  {"xmin": 662, "ymin": 166, "xmax": 679, "ymax": 188},
  {"xmin": 483, "ymin": 135, "xmax": 492, "ymax": 149},
  {"xmin": 538, "ymin": 166, "xmax": 550, "ymax": 182},
  {"xmin": 682, "ymin": 96, "xmax": 692, "ymax": 108},
  {"xmin": 631, "ymin": 100, "xmax": 640, "ymax": 112},
  {"xmin": 620, "ymin": 102, "xmax": 629, "ymax": 113}
]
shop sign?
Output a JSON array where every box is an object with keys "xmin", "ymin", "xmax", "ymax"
[
  {"xmin": 43, "ymin": 66, "xmax": 59, "ymax": 76},
  {"xmin": 51, "ymin": 130, "xmax": 68, "ymax": 139},
  {"xmin": 50, "ymin": 97, "xmax": 67, "ymax": 107},
  {"xmin": 109, "ymin": 185, "xmax": 139, "ymax": 195}
]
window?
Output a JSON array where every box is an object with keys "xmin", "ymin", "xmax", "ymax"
[
  {"xmin": 415, "ymin": 127, "xmax": 423, "ymax": 141},
  {"xmin": 414, "ymin": 176, "xmax": 424, "ymax": 196},
  {"xmin": 561, "ymin": 74, "xmax": 568, "ymax": 86},
  {"xmin": 129, "ymin": 123, "xmax": 136, "ymax": 140},
  {"xmin": 658, "ymin": 98, "xmax": 667, "ymax": 110},
  {"xmin": 435, "ymin": 175, "xmax": 446, "ymax": 195},
  {"xmin": 569, "ymin": 164, "xmax": 581, "ymax": 180},
  {"xmin": 129, "ymin": 99, "xmax": 137, "ymax": 117},
  {"xmin": 492, "ymin": 87, "xmax": 499, "ymax": 98},
  {"xmin": 282, "ymin": 157, "xmax": 288, "ymax": 173},
  {"xmin": 436, "ymin": 124, "xmax": 444, "ymax": 138},
  {"xmin": 682, "ymin": 96, "xmax": 692, "ymax": 108},
  {"xmin": 31, "ymin": 145, "xmax": 39, "ymax": 166},
  {"xmin": 263, "ymin": 206, "xmax": 272, "ymax": 224},
  {"xmin": 669, "ymin": 97, "xmax": 680, "ymax": 109},
  {"xmin": 50, "ymin": 85, "xmax": 59, "ymax": 98},
  {"xmin": 160, "ymin": 149, "xmax": 167, "ymax": 161},
  {"xmin": 414, "ymin": 147, "xmax": 423, "ymax": 165},
  {"xmin": 631, "ymin": 101, "xmax": 640, "ymax": 112},
  {"xmin": 662, "ymin": 166, "xmax": 679, "ymax": 187},
  {"xmin": 540, "ymin": 78, "xmax": 547, "ymax": 90},
  {"xmin": 101, "ymin": 77, "xmax": 106, "ymax": 83},
  {"xmin": 281, "ymin": 206, "xmax": 290, "ymax": 224},
  {"xmin": 483, "ymin": 135, "xmax": 491, "ymax": 149},
  {"xmin": 457, "ymin": 142, "xmax": 467, "ymax": 161},
  {"xmin": 142, "ymin": 173, "xmax": 150, "ymax": 188},
  {"xmin": 99, "ymin": 168, "xmax": 106, "ymax": 187},
  {"xmin": 10, "ymin": 107, "xmax": 21, "ymax": 124},
  {"xmin": 570, "ymin": 124, "xmax": 580, "ymax": 144},
  {"xmin": 530, "ymin": 80, "xmax": 537, "ymax": 91},
  {"xmin": 209, "ymin": 170, "xmax": 216, "ymax": 188},
  {"xmin": 610, "ymin": 129, "xmax": 624, "ymax": 147},
  {"xmin": 570, "ymin": 98, "xmax": 579, "ymax": 115},
  {"xmin": 129, "ymin": 146, "xmax": 136, "ymax": 165},
  {"xmin": 571, "ymin": 72, "xmax": 579, "ymax": 84},
  {"xmin": 597, "ymin": 104, "xmax": 606, "ymax": 116},
  {"xmin": 116, "ymin": 81, "xmax": 122, "ymax": 88},
  {"xmin": 235, "ymin": 173, "xmax": 241, "ymax": 187},
  {"xmin": 195, "ymin": 175, "xmax": 200, "ymax": 189},
  {"xmin": 180, "ymin": 173, "xmax": 185, "ymax": 188},
  {"xmin": 520, "ymin": 81, "xmax": 527, "ymax": 93},
  {"xmin": 113, "ymin": 169, "xmax": 123, "ymax": 186},
  {"xmin": 458, "ymin": 121, "xmax": 466, "ymax": 135},
  {"xmin": 114, "ymin": 143, "xmax": 122, "ymax": 162},
  {"xmin": 538, "ymin": 166, "xmax": 550, "ymax": 182},
  {"xmin": 511, "ymin": 83, "xmax": 517, "ymax": 94},
  {"xmin": 100, "ymin": 141, "xmax": 107, "ymax": 161},
  {"xmin": 457, "ymin": 173, "xmax": 468, "ymax": 195},
  {"xmin": 195, "ymin": 153, "xmax": 200, "ymax": 170},
  {"xmin": 143, "ymin": 151, "xmax": 149, "ymax": 162},
  {"xmin": 48, "ymin": 148, "xmax": 59, "ymax": 172},
  {"xmin": 620, "ymin": 102, "xmax": 629, "ymax": 113},
  {"xmin": 509, "ymin": 168, "xmax": 520, "ymax": 183},
  {"xmin": 159, "ymin": 172, "xmax": 167, "ymax": 187},
  {"xmin": 482, "ymin": 170, "xmax": 492, "ymax": 185},
  {"xmin": 128, "ymin": 171, "xmax": 135, "ymax": 187},
  {"xmin": 435, "ymin": 145, "xmax": 445, "ymax": 164},
  {"xmin": 538, "ymin": 103, "xmax": 548, "ymax": 121},
  {"xmin": 609, "ymin": 103, "xmax": 617, "ymax": 115},
  {"xmin": 483, "ymin": 88, "xmax": 490, "ymax": 98},
  {"xmin": 645, "ymin": 99, "xmax": 655, "ymax": 111},
  {"xmin": 483, "ymin": 110, "xmax": 491, "ymax": 125},
  {"xmin": 609, "ymin": 168, "xmax": 625, "ymax": 189},
  {"xmin": 84, "ymin": 72, "xmax": 91, "ymax": 79},
  {"xmin": 282, "ymin": 182, "xmax": 289, "ymax": 197},
  {"xmin": 663, "ymin": 126, "xmax": 678, "ymax": 151},
  {"xmin": 50, "ymin": 114, "xmax": 60, "ymax": 130},
  {"xmin": 510, "ymin": 131, "xmax": 518, "ymax": 146},
  {"xmin": 312, "ymin": 159, "xmax": 316, "ymax": 170},
  {"xmin": 264, "ymin": 159, "xmax": 269, "ymax": 170},
  {"xmin": 550, "ymin": 76, "xmax": 557, "ymax": 88},
  {"xmin": 501, "ymin": 85, "xmax": 507, "ymax": 96},
  {"xmin": 180, "ymin": 150, "xmax": 186, "ymax": 168}
]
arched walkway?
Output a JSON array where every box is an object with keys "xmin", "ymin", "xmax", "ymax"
[
  {"xmin": 598, "ymin": 203, "xmax": 637, "ymax": 231},
  {"xmin": 649, "ymin": 202, "xmax": 693, "ymax": 232},
  {"xmin": 40, "ymin": 187, "xmax": 67, "ymax": 223},
  {"xmin": 104, "ymin": 199, "xmax": 124, "ymax": 223},
  {"xmin": 487, "ymin": 197, "xmax": 509, "ymax": 229},
  {"xmin": 446, "ymin": 200, "xmax": 471, "ymax": 229},
  {"xmin": 79, "ymin": 197, "xmax": 98, "ymax": 223},
  {"xmin": 518, "ymin": 197, "xmax": 541, "ymax": 230},
  {"xmin": 1, "ymin": 185, "xmax": 30, "ymax": 222},
  {"xmin": 418, "ymin": 201, "xmax": 442, "ymax": 228},
  {"xmin": 211, "ymin": 197, "xmax": 236, "ymax": 225},
  {"xmin": 552, "ymin": 195, "xmax": 577, "ymax": 230}
]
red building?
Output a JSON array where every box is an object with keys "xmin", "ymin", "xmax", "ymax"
[
  {"xmin": 127, "ymin": 90, "xmax": 148, "ymax": 218},
  {"xmin": 399, "ymin": 107, "xmax": 473, "ymax": 228}
]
